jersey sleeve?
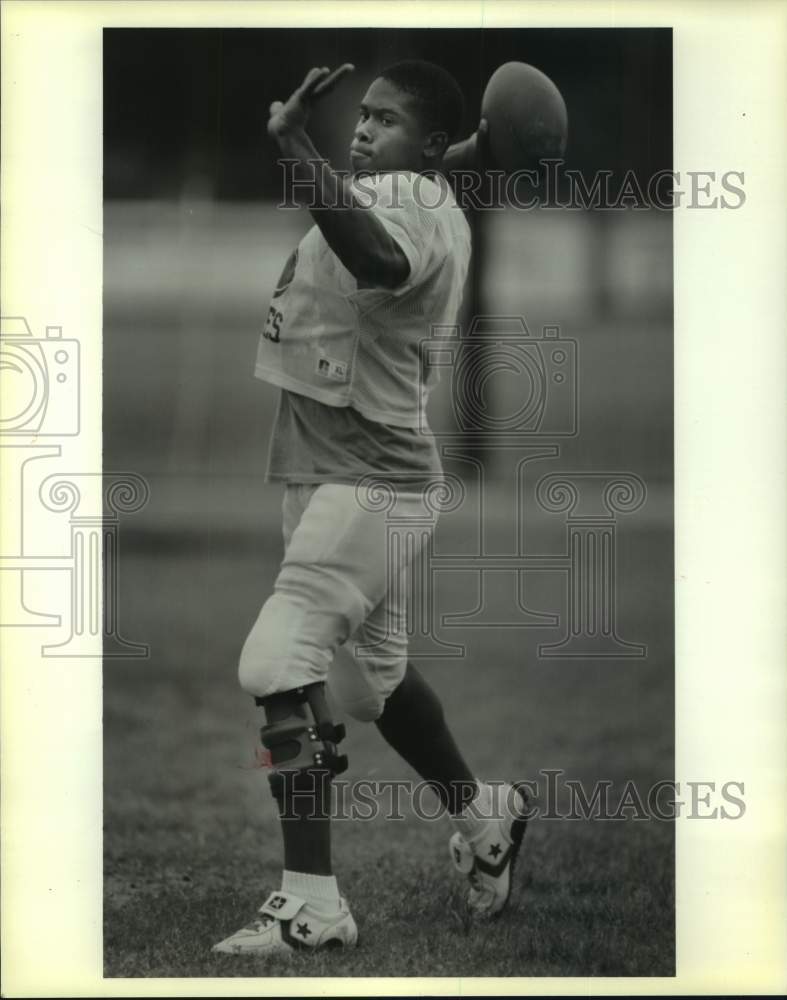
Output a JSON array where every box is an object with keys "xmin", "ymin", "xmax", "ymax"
[{"xmin": 351, "ymin": 172, "xmax": 447, "ymax": 294}]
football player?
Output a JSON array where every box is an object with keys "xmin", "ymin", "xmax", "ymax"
[{"xmin": 213, "ymin": 59, "xmax": 528, "ymax": 957}]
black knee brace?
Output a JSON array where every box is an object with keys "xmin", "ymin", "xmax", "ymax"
[{"xmin": 256, "ymin": 683, "xmax": 348, "ymax": 795}]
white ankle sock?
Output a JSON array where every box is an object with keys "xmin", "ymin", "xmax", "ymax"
[
  {"xmin": 450, "ymin": 780, "xmax": 495, "ymax": 842},
  {"xmin": 282, "ymin": 870, "xmax": 341, "ymax": 914}
]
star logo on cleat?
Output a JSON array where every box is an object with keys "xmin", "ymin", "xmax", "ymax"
[
  {"xmin": 488, "ymin": 842, "xmax": 502, "ymax": 858},
  {"xmin": 296, "ymin": 922, "xmax": 312, "ymax": 938}
]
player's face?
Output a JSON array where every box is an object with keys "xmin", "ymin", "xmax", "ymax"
[{"xmin": 350, "ymin": 78, "xmax": 432, "ymax": 175}]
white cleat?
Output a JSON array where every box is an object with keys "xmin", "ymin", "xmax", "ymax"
[
  {"xmin": 212, "ymin": 890, "xmax": 358, "ymax": 957},
  {"xmin": 449, "ymin": 782, "xmax": 530, "ymax": 918}
]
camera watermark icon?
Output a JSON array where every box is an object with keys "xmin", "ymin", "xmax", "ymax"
[
  {"xmin": 0, "ymin": 317, "xmax": 80, "ymax": 437},
  {"xmin": 0, "ymin": 316, "xmax": 148, "ymax": 657},
  {"xmin": 421, "ymin": 316, "xmax": 578, "ymax": 441}
]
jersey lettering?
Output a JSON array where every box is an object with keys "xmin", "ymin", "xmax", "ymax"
[{"xmin": 263, "ymin": 304, "xmax": 284, "ymax": 343}]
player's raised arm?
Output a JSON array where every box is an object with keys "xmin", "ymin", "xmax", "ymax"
[{"xmin": 267, "ymin": 65, "xmax": 410, "ymax": 291}]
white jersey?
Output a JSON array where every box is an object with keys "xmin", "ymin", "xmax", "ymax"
[{"xmin": 254, "ymin": 171, "xmax": 471, "ymax": 429}]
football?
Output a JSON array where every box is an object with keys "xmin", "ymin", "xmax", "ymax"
[{"xmin": 481, "ymin": 61, "xmax": 568, "ymax": 171}]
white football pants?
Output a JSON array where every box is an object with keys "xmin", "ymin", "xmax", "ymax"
[{"xmin": 238, "ymin": 481, "xmax": 438, "ymax": 721}]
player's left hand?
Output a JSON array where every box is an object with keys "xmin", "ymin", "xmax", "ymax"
[{"xmin": 268, "ymin": 64, "xmax": 355, "ymax": 139}]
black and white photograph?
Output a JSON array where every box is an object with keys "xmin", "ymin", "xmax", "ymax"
[
  {"xmin": 102, "ymin": 24, "xmax": 675, "ymax": 977},
  {"xmin": 1, "ymin": 2, "xmax": 785, "ymax": 995}
]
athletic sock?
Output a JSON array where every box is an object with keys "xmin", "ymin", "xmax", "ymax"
[
  {"xmin": 282, "ymin": 869, "xmax": 341, "ymax": 914},
  {"xmin": 375, "ymin": 662, "xmax": 477, "ymax": 815},
  {"xmin": 450, "ymin": 780, "xmax": 495, "ymax": 842}
]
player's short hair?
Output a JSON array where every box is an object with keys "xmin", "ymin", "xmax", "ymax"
[{"xmin": 378, "ymin": 59, "xmax": 465, "ymax": 142}]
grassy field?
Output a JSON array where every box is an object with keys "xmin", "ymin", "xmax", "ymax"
[{"xmin": 103, "ymin": 494, "xmax": 674, "ymax": 978}]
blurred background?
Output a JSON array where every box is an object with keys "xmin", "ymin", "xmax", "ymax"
[
  {"xmin": 103, "ymin": 28, "xmax": 674, "ymax": 977},
  {"xmin": 104, "ymin": 27, "xmax": 672, "ymax": 497}
]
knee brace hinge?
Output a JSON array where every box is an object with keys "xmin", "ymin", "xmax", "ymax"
[{"xmin": 257, "ymin": 685, "xmax": 348, "ymax": 779}]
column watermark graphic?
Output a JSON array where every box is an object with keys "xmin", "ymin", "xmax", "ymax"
[{"xmin": 534, "ymin": 473, "xmax": 647, "ymax": 657}]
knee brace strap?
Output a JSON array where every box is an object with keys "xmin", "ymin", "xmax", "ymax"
[{"xmin": 256, "ymin": 683, "xmax": 348, "ymax": 782}]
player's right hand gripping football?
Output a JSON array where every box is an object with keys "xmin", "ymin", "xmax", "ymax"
[
  {"xmin": 443, "ymin": 116, "xmax": 498, "ymax": 175},
  {"xmin": 267, "ymin": 64, "xmax": 355, "ymax": 140}
]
